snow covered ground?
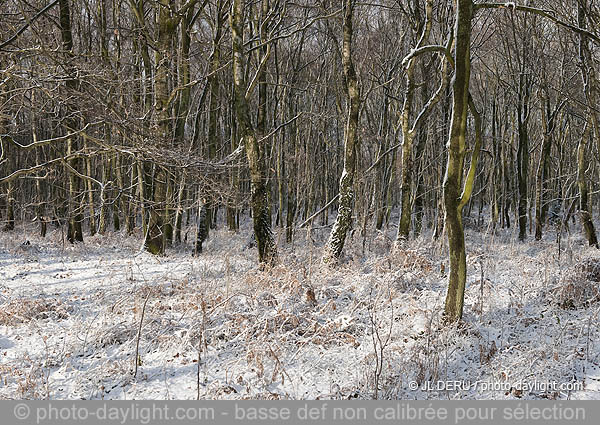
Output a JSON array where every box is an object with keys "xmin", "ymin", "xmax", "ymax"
[{"xmin": 1, "ymin": 218, "xmax": 599, "ymax": 400}]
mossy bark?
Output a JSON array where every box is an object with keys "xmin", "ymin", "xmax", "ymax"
[{"xmin": 443, "ymin": 0, "xmax": 472, "ymax": 323}]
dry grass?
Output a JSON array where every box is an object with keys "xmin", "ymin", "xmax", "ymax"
[
  {"xmin": 1, "ymin": 223, "xmax": 599, "ymax": 400},
  {"xmin": 554, "ymin": 258, "xmax": 600, "ymax": 309},
  {"xmin": 0, "ymin": 298, "xmax": 71, "ymax": 326}
]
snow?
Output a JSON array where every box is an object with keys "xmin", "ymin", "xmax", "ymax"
[{"xmin": 1, "ymin": 218, "xmax": 599, "ymax": 400}]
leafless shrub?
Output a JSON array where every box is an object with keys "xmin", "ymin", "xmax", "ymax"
[{"xmin": 554, "ymin": 258, "xmax": 600, "ymax": 309}]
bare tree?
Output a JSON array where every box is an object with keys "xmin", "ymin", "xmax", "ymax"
[
  {"xmin": 231, "ymin": 0, "xmax": 277, "ymax": 265},
  {"xmin": 323, "ymin": 0, "xmax": 360, "ymax": 263}
]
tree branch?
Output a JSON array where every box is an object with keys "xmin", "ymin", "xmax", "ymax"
[
  {"xmin": 458, "ymin": 94, "xmax": 484, "ymax": 211},
  {"xmin": 475, "ymin": 2, "xmax": 600, "ymax": 45},
  {"xmin": 0, "ymin": 150, "xmax": 107, "ymax": 184},
  {"xmin": 8, "ymin": 123, "xmax": 94, "ymax": 149},
  {"xmin": 0, "ymin": 0, "xmax": 60, "ymax": 51}
]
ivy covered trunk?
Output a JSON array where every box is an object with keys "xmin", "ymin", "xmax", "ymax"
[
  {"xmin": 324, "ymin": 0, "xmax": 360, "ymax": 263},
  {"xmin": 59, "ymin": 0, "xmax": 83, "ymax": 243},
  {"xmin": 144, "ymin": 0, "xmax": 174, "ymax": 255},
  {"xmin": 231, "ymin": 0, "xmax": 277, "ymax": 266},
  {"xmin": 194, "ymin": 199, "xmax": 209, "ymax": 255}
]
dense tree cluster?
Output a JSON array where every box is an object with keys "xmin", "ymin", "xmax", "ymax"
[{"xmin": 1, "ymin": 0, "xmax": 599, "ymax": 321}]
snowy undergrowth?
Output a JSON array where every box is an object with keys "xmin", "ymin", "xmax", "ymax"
[{"xmin": 0, "ymin": 219, "xmax": 599, "ymax": 400}]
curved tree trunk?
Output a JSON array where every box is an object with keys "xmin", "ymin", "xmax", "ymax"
[{"xmin": 443, "ymin": 0, "xmax": 472, "ymax": 322}]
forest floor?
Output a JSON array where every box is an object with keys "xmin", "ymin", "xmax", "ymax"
[{"xmin": 1, "ymin": 216, "xmax": 600, "ymax": 400}]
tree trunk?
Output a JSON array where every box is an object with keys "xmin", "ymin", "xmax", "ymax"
[
  {"xmin": 516, "ymin": 73, "xmax": 530, "ymax": 242},
  {"xmin": 112, "ymin": 155, "xmax": 121, "ymax": 232},
  {"xmin": 59, "ymin": 0, "xmax": 83, "ymax": 243},
  {"xmin": 194, "ymin": 195, "xmax": 209, "ymax": 254},
  {"xmin": 577, "ymin": 1, "xmax": 599, "ymax": 248},
  {"xmin": 174, "ymin": 172, "xmax": 186, "ymax": 244},
  {"xmin": 33, "ymin": 130, "xmax": 46, "ymax": 237},
  {"xmin": 324, "ymin": 0, "xmax": 360, "ymax": 263},
  {"xmin": 231, "ymin": 0, "xmax": 277, "ymax": 265},
  {"xmin": 85, "ymin": 142, "xmax": 96, "ymax": 236},
  {"xmin": 535, "ymin": 91, "xmax": 559, "ymax": 240},
  {"xmin": 443, "ymin": 0, "xmax": 473, "ymax": 323},
  {"xmin": 198, "ymin": 0, "xmax": 224, "ymax": 248},
  {"xmin": 144, "ymin": 0, "xmax": 177, "ymax": 255},
  {"xmin": 286, "ymin": 100, "xmax": 298, "ymax": 243},
  {"xmin": 137, "ymin": 159, "xmax": 147, "ymax": 235},
  {"xmin": 98, "ymin": 155, "xmax": 108, "ymax": 235},
  {"xmin": 578, "ymin": 122, "xmax": 598, "ymax": 248},
  {"xmin": 4, "ymin": 181, "xmax": 15, "ymax": 231}
]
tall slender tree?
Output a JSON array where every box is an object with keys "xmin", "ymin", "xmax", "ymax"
[
  {"xmin": 231, "ymin": 0, "xmax": 277, "ymax": 265},
  {"xmin": 323, "ymin": 0, "xmax": 360, "ymax": 263}
]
